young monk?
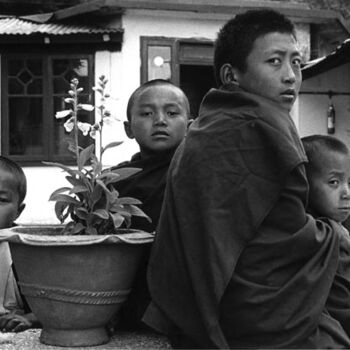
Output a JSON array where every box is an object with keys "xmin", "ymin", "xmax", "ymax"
[
  {"xmin": 0, "ymin": 156, "xmax": 39, "ymax": 332},
  {"xmin": 302, "ymin": 135, "xmax": 350, "ymax": 338},
  {"xmin": 110, "ymin": 79, "xmax": 192, "ymax": 331},
  {"xmin": 143, "ymin": 9, "xmax": 350, "ymax": 349}
]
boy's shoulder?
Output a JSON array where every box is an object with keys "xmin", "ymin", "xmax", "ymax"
[{"xmin": 112, "ymin": 152, "xmax": 142, "ymax": 170}]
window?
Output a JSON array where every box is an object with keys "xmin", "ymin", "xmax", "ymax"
[
  {"xmin": 141, "ymin": 37, "xmax": 215, "ymax": 117},
  {"xmin": 2, "ymin": 54, "xmax": 94, "ymax": 164},
  {"xmin": 141, "ymin": 37, "xmax": 176, "ymax": 84}
]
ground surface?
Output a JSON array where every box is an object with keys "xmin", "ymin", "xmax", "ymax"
[{"xmin": 0, "ymin": 329, "xmax": 172, "ymax": 349}]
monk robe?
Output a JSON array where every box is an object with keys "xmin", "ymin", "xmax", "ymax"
[
  {"xmin": 326, "ymin": 225, "xmax": 350, "ymax": 337},
  {"xmin": 143, "ymin": 86, "xmax": 350, "ymax": 348},
  {"xmin": 0, "ymin": 242, "xmax": 24, "ymax": 316},
  {"xmin": 111, "ymin": 151, "xmax": 174, "ymax": 330}
]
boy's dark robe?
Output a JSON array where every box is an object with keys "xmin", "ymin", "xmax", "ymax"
[
  {"xmin": 326, "ymin": 225, "xmax": 350, "ymax": 337},
  {"xmin": 110, "ymin": 151, "xmax": 174, "ymax": 330},
  {"xmin": 143, "ymin": 87, "xmax": 350, "ymax": 348}
]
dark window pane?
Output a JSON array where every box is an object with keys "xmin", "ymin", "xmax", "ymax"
[
  {"xmin": 18, "ymin": 69, "xmax": 33, "ymax": 85},
  {"xmin": 9, "ymin": 97, "xmax": 43, "ymax": 156},
  {"xmin": 27, "ymin": 78, "xmax": 43, "ymax": 94},
  {"xmin": 53, "ymin": 59, "xmax": 69, "ymax": 76},
  {"xmin": 8, "ymin": 59, "xmax": 24, "ymax": 76},
  {"xmin": 27, "ymin": 59, "xmax": 43, "ymax": 77},
  {"xmin": 53, "ymin": 59, "xmax": 89, "ymax": 93},
  {"xmin": 53, "ymin": 77, "xmax": 69, "ymax": 95},
  {"xmin": 9, "ymin": 78, "xmax": 24, "ymax": 94}
]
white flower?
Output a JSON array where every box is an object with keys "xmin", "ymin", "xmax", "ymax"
[
  {"xmin": 79, "ymin": 104, "xmax": 94, "ymax": 112},
  {"xmin": 63, "ymin": 117, "xmax": 75, "ymax": 133},
  {"xmin": 77, "ymin": 122, "xmax": 92, "ymax": 136},
  {"xmin": 103, "ymin": 116, "xmax": 114, "ymax": 125},
  {"xmin": 89, "ymin": 124, "xmax": 100, "ymax": 139},
  {"xmin": 56, "ymin": 110, "xmax": 72, "ymax": 119}
]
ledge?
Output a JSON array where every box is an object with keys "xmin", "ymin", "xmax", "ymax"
[{"xmin": 0, "ymin": 329, "xmax": 171, "ymax": 349}]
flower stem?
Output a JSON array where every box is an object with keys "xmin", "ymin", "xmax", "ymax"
[{"xmin": 73, "ymin": 82, "xmax": 79, "ymax": 161}]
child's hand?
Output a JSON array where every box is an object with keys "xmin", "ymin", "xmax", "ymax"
[{"xmin": 0, "ymin": 313, "xmax": 34, "ymax": 332}]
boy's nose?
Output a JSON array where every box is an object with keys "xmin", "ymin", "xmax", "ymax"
[
  {"xmin": 154, "ymin": 112, "xmax": 167, "ymax": 125},
  {"xmin": 341, "ymin": 184, "xmax": 350, "ymax": 198},
  {"xmin": 283, "ymin": 63, "xmax": 297, "ymax": 84}
]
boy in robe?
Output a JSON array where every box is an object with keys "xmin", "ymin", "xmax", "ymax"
[
  {"xmin": 110, "ymin": 79, "xmax": 192, "ymax": 331},
  {"xmin": 0, "ymin": 156, "xmax": 38, "ymax": 332},
  {"xmin": 143, "ymin": 9, "xmax": 350, "ymax": 349},
  {"xmin": 302, "ymin": 135, "xmax": 350, "ymax": 338}
]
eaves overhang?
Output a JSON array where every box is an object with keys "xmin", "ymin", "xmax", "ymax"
[
  {"xmin": 302, "ymin": 38, "xmax": 350, "ymax": 80},
  {"xmin": 0, "ymin": 16, "xmax": 123, "ymax": 49},
  {"xmin": 53, "ymin": 0, "xmax": 347, "ymax": 27}
]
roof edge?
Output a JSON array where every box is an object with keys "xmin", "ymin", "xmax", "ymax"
[{"xmin": 53, "ymin": 0, "xmax": 342, "ymax": 25}]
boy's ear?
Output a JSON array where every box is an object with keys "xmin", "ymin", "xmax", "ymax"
[
  {"xmin": 123, "ymin": 121, "xmax": 135, "ymax": 139},
  {"xmin": 16, "ymin": 203, "xmax": 25, "ymax": 219},
  {"xmin": 187, "ymin": 118, "xmax": 194, "ymax": 129},
  {"xmin": 220, "ymin": 63, "xmax": 239, "ymax": 86}
]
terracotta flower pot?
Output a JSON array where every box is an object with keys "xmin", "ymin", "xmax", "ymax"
[{"xmin": 0, "ymin": 225, "xmax": 154, "ymax": 347}]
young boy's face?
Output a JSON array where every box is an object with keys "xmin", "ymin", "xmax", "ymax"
[
  {"xmin": 0, "ymin": 169, "xmax": 24, "ymax": 229},
  {"xmin": 234, "ymin": 32, "xmax": 302, "ymax": 111},
  {"xmin": 125, "ymin": 85, "xmax": 189, "ymax": 158},
  {"xmin": 308, "ymin": 150, "xmax": 350, "ymax": 223}
]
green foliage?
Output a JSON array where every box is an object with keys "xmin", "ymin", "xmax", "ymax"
[{"xmin": 46, "ymin": 76, "xmax": 150, "ymax": 235}]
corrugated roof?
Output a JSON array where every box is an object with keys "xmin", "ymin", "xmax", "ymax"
[
  {"xmin": 302, "ymin": 38, "xmax": 350, "ymax": 80},
  {"xmin": 0, "ymin": 17, "xmax": 122, "ymax": 35}
]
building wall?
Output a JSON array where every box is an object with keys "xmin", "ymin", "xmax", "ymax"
[
  {"xmin": 299, "ymin": 63, "xmax": 350, "ymax": 147},
  {"xmin": 18, "ymin": 9, "xmax": 310, "ymax": 225}
]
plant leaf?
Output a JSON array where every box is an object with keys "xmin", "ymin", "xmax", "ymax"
[
  {"xmin": 49, "ymin": 193, "xmax": 81, "ymax": 205},
  {"xmin": 110, "ymin": 212, "xmax": 126, "ymax": 228},
  {"xmin": 101, "ymin": 141, "xmax": 123, "ymax": 155},
  {"xmin": 49, "ymin": 187, "xmax": 71, "ymax": 200},
  {"xmin": 43, "ymin": 161, "xmax": 81, "ymax": 177},
  {"xmin": 108, "ymin": 167, "xmax": 141, "ymax": 182},
  {"xmin": 91, "ymin": 156, "xmax": 102, "ymax": 176},
  {"xmin": 97, "ymin": 172, "xmax": 121, "ymax": 185},
  {"xmin": 96, "ymin": 179, "xmax": 111, "ymax": 196},
  {"xmin": 77, "ymin": 144, "xmax": 95, "ymax": 170},
  {"xmin": 74, "ymin": 208, "xmax": 88, "ymax": 220},
  {"xmin": 54, "ymin": 201, "xmax": 69, "ymax": 223},
  {"xmin": 117, "ymin": 197, "xmax": 142, "ymax": 205},
  {"xmin": 92, "ymin": 209, "xmax": 109, "ymax": 219},
  {"xmin": 69, "ymin": 185, "xmax": 89, "ymax": 194},
  {"xmin": 69, "ymin": 222, "xmax": 86, "ymax": 235},
  {"xmin": 85, "ymin": 226, "xmax": 98, "ymax": 235},
  {"xmin": 91, "ymin": 185, "xmax": 103, "ymax": 206},
  {"xmin": 126, "ymin": 205, "xmax": 152, "ymax": 221},
  {"xmin": 65, "ymin": 176, "xmax": 85, "ymax": 187}
]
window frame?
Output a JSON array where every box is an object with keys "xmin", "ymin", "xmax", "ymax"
[{"xmin": 1, "ymin": 52, "xmax": 95, "ymax": 165}]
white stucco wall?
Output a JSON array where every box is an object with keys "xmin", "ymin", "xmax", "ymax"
[
  {"xmin": 18, "ymin": 9, "xmax": 310, "ymax": 225},
  {"xmin": 299, "ymin": 63, "xmax": 350, "ymax": 148},
  {"xmin": 18, "ymin": 10, "xmax": 233, "ymax": 225}
]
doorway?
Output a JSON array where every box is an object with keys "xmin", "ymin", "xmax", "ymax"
[{"xmin": 180, "ymin": 64, "xmax": 216, "ymax": 118}]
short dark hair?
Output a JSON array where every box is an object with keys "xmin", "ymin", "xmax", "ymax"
[
  {"xmin": 0, "ymin": 156, "xmax": 27, "ymax": 205},
  {"xmin": 214, "ymin": 9, "xmax": 296, "ymax": 86},
  {"xmin": 126, "ymin": 79, "xmax": 190, "ymax": 121},
  {"xmin": 302, "ymin": 135, "xmax": 350, "ymax": 175}
]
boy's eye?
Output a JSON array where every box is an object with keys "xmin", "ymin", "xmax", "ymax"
[
  {"xmin": 140, "ymin": 111, "xmax": 153, "ymax": 117},
  {"xmin": 267, "ymin": 57, "xmax": 281, "ymax": 65},
  {"xmin": 292, "ymin": 57, "xmax": 301, "ymax": 67},
  {"xmin": 329, "ymin": 179, "xmax": 339, "ymax": 186},
  {"xmin": 167, "ymin": 110, "xmax": 179, "ymax": 117}
]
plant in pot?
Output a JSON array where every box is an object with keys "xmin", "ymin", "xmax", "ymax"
[{"xmin": 0, "ymin": 76, "xmax": 154, "ymax": 347}]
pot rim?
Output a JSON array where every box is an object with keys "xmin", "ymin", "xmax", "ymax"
[{"xmin": 0, "ymin": 225, "xmax": 154, "ymax": 246}]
